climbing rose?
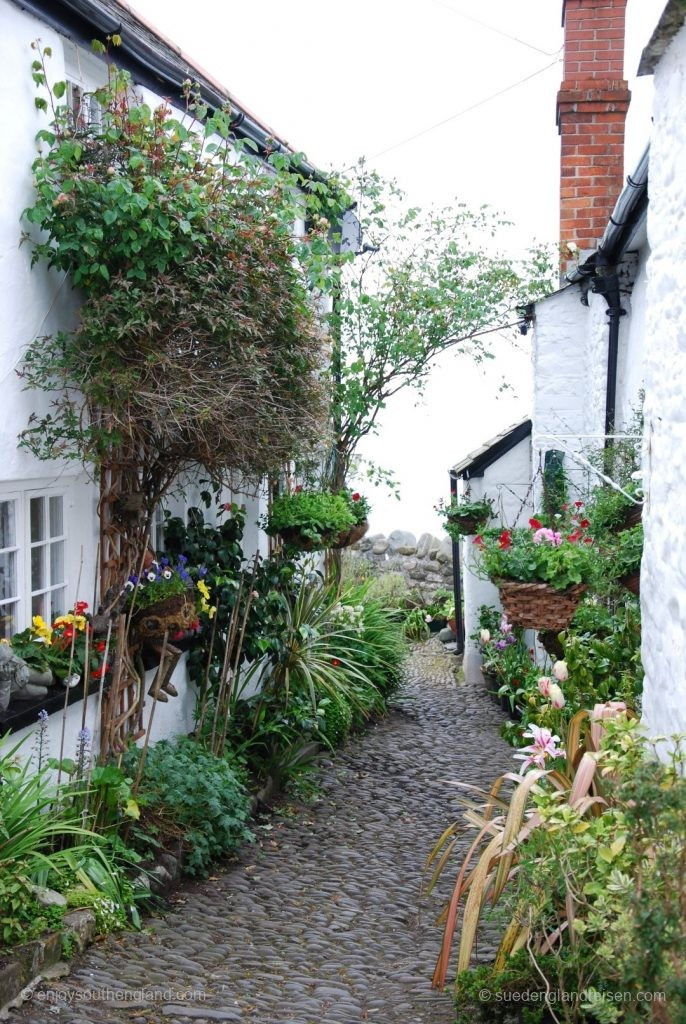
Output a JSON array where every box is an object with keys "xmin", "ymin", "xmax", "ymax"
[
  {"xmin": 549, "ymin": 683, "xmax": 566, "ymax": 708},
  {"xmin": 553, "ymin": 660, "xmax": 569, "ymax": 682},
  {"xmin": 479, "ymin": 628, "xmax": 490, "ymax": 644},
  {"xmin": 513, "ymin": 724, "xmax": 565, "ymax": 774},
  {"xmin": 538, "ymin": 675, "xmax": 552, "ymax": 697}
]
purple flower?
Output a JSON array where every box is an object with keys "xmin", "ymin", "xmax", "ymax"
[
  {"xmin": 496, "ymin": 640, "xmax": 507, "ymax": 651},
  {"xmin": 177, "ymin": 554, "xmax": 188, "ymax": 566},
  {"xmin": 160, "ymin": 556, "xmax": 169, "ymax": 567},
  {"xmin": 505, "ymin": 633, "xmax": 517, "ymax": 645},
  {"xmin": 179, "ymin": 570, "xmax": 191, "ymax": 583},
  {"xmin": 38, "ymin": 709, "xmax": 49, "ymax": 723},
  {"xmin": 198, "ymin": 566, "xmax": 208, "ymax": 577},
  {"xmin": 128, "ymin": 573, "xmax": 138, "ymax": 585}
]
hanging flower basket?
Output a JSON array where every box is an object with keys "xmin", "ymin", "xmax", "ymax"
[
  {"xmin": 620, "ymin": 569, "xmax": 640, "ymax": 597},
  {"xmin": 446, "ymin": 511, "xmax": 489, "ymax": 536},
  {"xmin": 336, "ymin": 520, "xmax": 370, "ymax": 548},
  {"xmin": 612, "ymin": 502, "xmax": 642, "ymax": 533},
  {"xmin": 538, "ymin": 629, "xmax": 565, "ymax": 660},
  {"xmin": 497, "ymin": 581, "xmax": 587, "ymax": 633},
  {"xmin": 132, "ymin": 592, "xmax": 198, "ymax": 643}
]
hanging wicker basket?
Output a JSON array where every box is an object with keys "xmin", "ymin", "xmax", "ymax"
[
  {"xmin": 446, "ymin": 512, "xmax": 489, "ymax": 536},
  {"xmin": 132, "ymin": 592, "xmax": 198, "ymax": 643},
  {"xmin": 280, "ymin": 520, "xmax": 369, "ymax": 552},
  {"xmin": 620, "ymin": 569, "xmax": 640, "ymax": 596},
  {"xmin": 497, "ymin": 580, "xmax": 587, "ymax": 632},
  {"xmin": 612, "ymin": 503, "xmax": 642, "ymax": 533}
]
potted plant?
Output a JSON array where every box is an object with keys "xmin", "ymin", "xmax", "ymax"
[
  {"xmin": 265, "ymin": 488, "xmax": 370, "ymax": 552},
  {"xmin": 474, "ymin": 515, "xmax": 594, "ymax": 632},
  {"xmin": 125, "ymin": 556, "xmax": 204, "ymax": 643},
  {"xmin": 424, "ymin": 588, "xmax": 454, "ymax": 632},
  {"xmin": 588, "ymin": 483, "xmax": 643, "ymax": 534},
  {"xmin": 608, "ymin": 525, "xmax": 643, "ymax": 596},
  {"xmin": 437, "ymin": 494, "xmax": 494, "ymax": 538}
]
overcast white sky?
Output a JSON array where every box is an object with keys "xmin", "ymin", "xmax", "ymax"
[{"xmin": 129, "ymin": 0, "xmax": 666, "ymax": 537}]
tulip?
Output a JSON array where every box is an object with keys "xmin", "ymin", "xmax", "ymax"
[
  {"xmin": 549, "ymin": 683, "xmax": 566, "ymax": 708},
  {"xmin": 479, "ymin": 628, "xmax": 490, "ymax": 644},
  {"xmin": 553, "ymin": 660, "xmax": 569, "ymax": 683},
  {"xmin": 538, "ymin": 676, "xmax": 552, "ymax": 697}
]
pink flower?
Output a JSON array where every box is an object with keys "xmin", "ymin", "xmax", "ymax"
[
  {"xmin": 549, "ymin": 682, "xmax": 566, "ymax": 709},
  {"xmin": 500, "ymin": 616, "xmax": 512, "ymax": 634},
  {"xmin": 553, "ymin": 660, "xmax": 569, "ymax": 683},
  {"xmin": 538, "ymin": 675, "xmax": 552, "ymax": 697},
  {"xmin": 533, "ymin": 528, "xmax": 562, "ymax": 547},
  {"xmin": 513, "ymin": 725, "xmax": 565, "ymax": 774}
]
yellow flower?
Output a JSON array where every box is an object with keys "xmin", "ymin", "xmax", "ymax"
[
  {"xmin": 53, "ymin": 613, "xmax": 87, "ymax": 631},
  {"xmin": 196, "ymin": 580, "xmax": 211, "ymax": 602},
  {"xmin": 208, "ymin": 605, "xmax": 216, "ymax": 620},
  {"xmin": 32, "ymin": 615, "xmax": 53, "ymax": 644}
]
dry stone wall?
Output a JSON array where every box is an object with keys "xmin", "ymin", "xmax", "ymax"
[{"xmin": 350, "ymin": 529, "xmax": 454, "ymax": 602}]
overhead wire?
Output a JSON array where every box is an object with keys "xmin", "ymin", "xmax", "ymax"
[
  {"xmin": 367, "ymin": 57, "xmax": 562, "ymax": 162},
  {"xmin": 428, "ymin": 0, "xmax": 561, "ymax": 57}
]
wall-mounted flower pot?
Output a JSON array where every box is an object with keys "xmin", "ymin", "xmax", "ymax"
[
  {"xmin": 132, "ymin": 592, "xmax": 197, "ymax": 643},
  {"xmin": 620, "ymin": 569, "xmax": 640, "ymax": 596},
  {"xmin": 498, "ymin": 580, "xmax": 586, "ymax": 633}
]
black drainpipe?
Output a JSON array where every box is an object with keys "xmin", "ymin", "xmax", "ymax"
[
  {"xmin": 449, "ymin": 471, "xmax": 465, "ymax": 656},
  {"xmin": 591, "ymin": 253, "xmax": 626, "ymax": 442}
]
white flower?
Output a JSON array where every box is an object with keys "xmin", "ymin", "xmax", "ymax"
[
  {"xmin": 553, "ymin": 660, "xmax": 569, "ymax": 683},
  {"xmin": 163, "ymin": 569, "xmax": 172, "ymax": 580},
  {"xmin": 146, "ymin": 571, "xmax": 156, "ymax": 582},
  {"xmin": 425, "ymin": 614, "xmax": 433, "ymax": 623},
  {"xmin": 549, "ymin": 683, "xmax": 566, "ymax": 709},
  {"xmin": 480, "ymin": 628, "xmax": 490, "ymax": 644}
]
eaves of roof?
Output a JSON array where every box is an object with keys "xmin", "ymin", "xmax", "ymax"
[
  {"xmin": 451, "ymin": 419, "xmax": 532, "ymax": 479},
  {"xmin": 639, "ymin": 0, "xmax": 686, "ymax": 76},
  {"xmin": 12, "ymin": 0, "xmax": 321, "ymax": 177}
]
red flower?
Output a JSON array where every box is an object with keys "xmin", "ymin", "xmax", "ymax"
[
  {"xmin": 221, "ymin": 501, "xmax": 237, "ymax": 512},
  {"xmin": 331, "ymin": 658, "xmax": 341, "ymax": 668},
  {"xmin": 562, "ymin": 504, "xmax": 569, "ymax": 511},
  {"xmin": 352, "ymin": 492, "xmax": 361, "ymax": 502},
  {"xmin": 512, "ymin": 678, "xmax": 520, "ymax": 687},
  {"xmin": 294, "ymin": 485, "xmax": 303, "ymax": 493},
  {"xmin": 579, "ymin": 518, "xmax": 590, "ymax": 529},
  {"xmin": 498, "ymin": 529, "xmax": 512, "ymax": 550},
  {"xmin": 93, "ymin": 664, "xmax": 109, "ymax": 679},
  {"xmin": 567, "ymin": 530, "xmax": 582, "ymax": 542},
  {"xmin": 574, "ymin": 501, "xmax": 584, "ymax": 508},
  {"xmin": 75, "ymin": 601, "xmax": 88, "ymax": 614},
  {"xmin": 473, "ymin": 535, "xmax": 484, "ymax": 547},
  {"xmin": 529, "ymin": 518, "xmax": 543, "ymax": 530},
  {"xmin": 583, "ymin": 537, "xmax": 593, "ymax": 545},
  {"xmin": 96, "ymin": 641, "xmax": 106, "ymax": 653}
]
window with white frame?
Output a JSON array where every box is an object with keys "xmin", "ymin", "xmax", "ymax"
[
  {"xmin": 29, "ymin": 494, "xmax": 67, "ymax": 621},
  {"xmin": 0, "ymin": 499, "xmax": 20, "ymax": 640}
]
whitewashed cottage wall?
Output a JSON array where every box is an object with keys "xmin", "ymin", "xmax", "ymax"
[
  {"xmin": 640, "ymin": 18, "xmax": 686, "ymax": 738},
  {"xmin": 0, "ymin": 0, "xmax": 275, "ymax": 756}
]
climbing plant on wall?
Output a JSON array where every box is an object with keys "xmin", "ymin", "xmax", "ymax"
[{"xmin": 21, "ymin": 40, "xmax": 349, "ymax": 586}]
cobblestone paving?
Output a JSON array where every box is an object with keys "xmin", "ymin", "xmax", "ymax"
[{"xmin": 17, "ymin": 640, "xmax": 512, "ymax": 1024}]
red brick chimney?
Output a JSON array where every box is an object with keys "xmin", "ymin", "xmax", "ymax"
[{"xmin": 557, "ymin": 0, "xmax": 631, "ymax": 271}]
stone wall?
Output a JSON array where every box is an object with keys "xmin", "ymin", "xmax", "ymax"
[{"xmin": 349, "ymin": 529, "xmax": 454, "ymax": 602}]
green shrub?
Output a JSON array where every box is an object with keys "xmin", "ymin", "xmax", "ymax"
[
  {"xmin": 124, "ymin": 737, "xmax": 253, "ymax": 877},
  {"xmin": 0, "ymin": 867, "xmax": 64, "ymax": 948},
  {"xmin": 364, "ymin": 572, "xmax": 417, "ymax": 610},
  {"xmin": 319, "ymin": 696, "xmax": 353, "ymax": 747}
]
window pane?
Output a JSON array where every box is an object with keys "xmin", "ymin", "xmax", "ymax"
[
  {"xmin": 49, "ymin": 496, "xmax": 64, "ymax": 538},
  {"xmin": 0, "ymin": 501, "xmax": 16, "ymax": 550},
  {"xmin": 30, "ymin": 497, "xmax": 45, "ymax": 543},
  {"xmin": 50, "ymin": 540, "xmax": 65, "ymax": 586},
  {"xmin": 0, "ymin": 550, "xmax": 16, "ymax": 602},
  {"xmin": 0, "ymin": 602, "xmax": 18, "ymax": 640},
  {"xmin": 51, "ymin": 588, "xmax": 66, "ymax": 621},
  {"xmin": 31, "ymin": 545, "xmax": 46, "ymax": 591},
  {"xmin": 32, "ymin": 593, "xmax": 46, "ymax": 619}
]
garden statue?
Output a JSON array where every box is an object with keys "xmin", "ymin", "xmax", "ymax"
[{"xmin": 0, "ymin": 643, "xmax": 51, "ymax": 712}]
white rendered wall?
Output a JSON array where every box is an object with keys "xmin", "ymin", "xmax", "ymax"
[
  {"xmin": 640, "ymin": 19, "xmax": 686, "ymax": 739},
  {"xmin": 461, "ymin": 435, "xmax": 535, "ymax": 681},
  {"xmin": 0, "ymin": 2, "xmax": 272, "ymax": 761}
]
